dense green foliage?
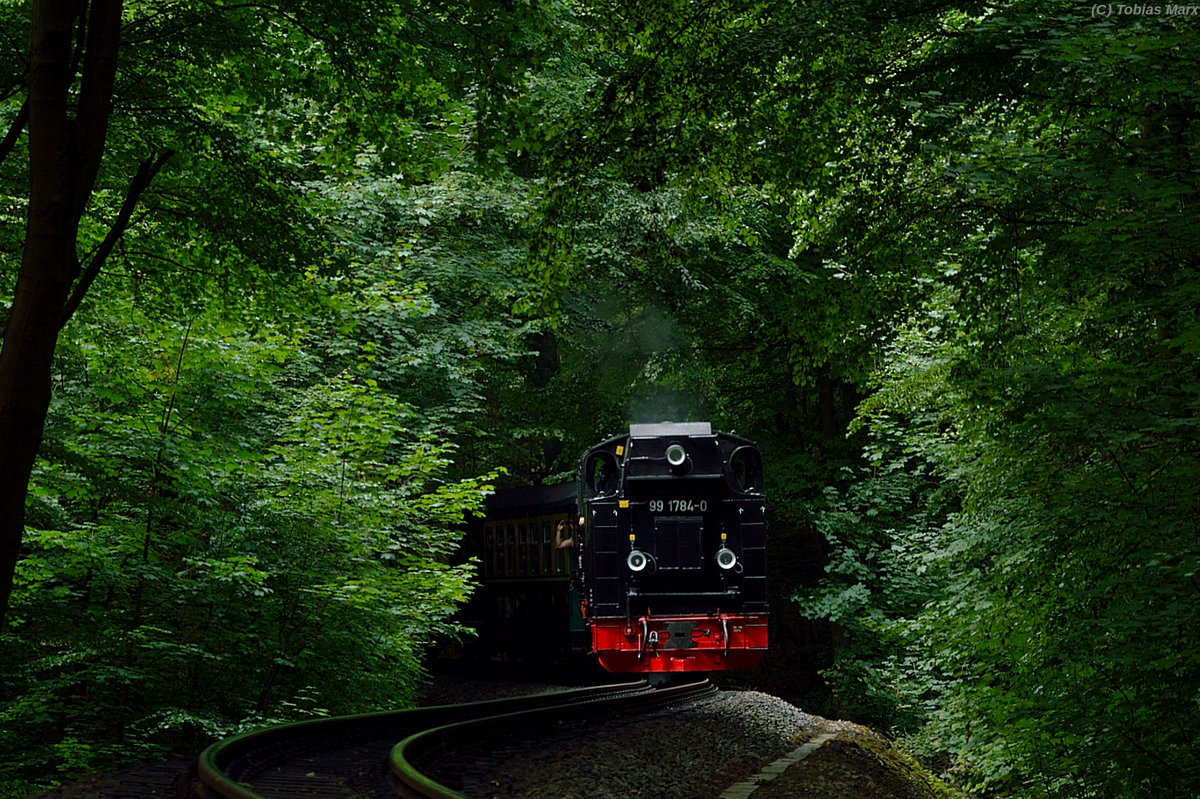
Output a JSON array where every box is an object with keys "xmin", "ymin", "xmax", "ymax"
[
  {"xmin": 832, "ymin": 7, "xmax": 1199, "ymax": 796},
  {"xmin": 0, "ymin": 0, "xmax": 547, "ymax": 792},
  {"xmin": 0, "ymin": 175, "xmax": 523, "ymax": 790},
  {"xmin": 1, "ymin": 0, "xmax": 1195, "ymax": 796},
  {"xmin": 504, "ymin": 2, "xmax": 1199, "ymax": 796},
  {"xmin": 8, "ymin": 290, "xmax": 487, "ymax": 758}
]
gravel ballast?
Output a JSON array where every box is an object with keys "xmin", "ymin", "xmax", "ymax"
[{"xmin": 450, "ymin": 688, "xmax": 945, "ymax": 799}]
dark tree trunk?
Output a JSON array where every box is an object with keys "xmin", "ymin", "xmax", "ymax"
[{"xmin": 0, "ymin": 0, "xmax": 121, "ymax": 622}]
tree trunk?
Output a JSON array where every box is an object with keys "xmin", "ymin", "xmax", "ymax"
[{"xmin": 0, "ymin": 0, "xmax": 120, "ymax": 622}]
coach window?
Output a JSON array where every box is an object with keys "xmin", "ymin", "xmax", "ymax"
[
  {"xmin": 554, "ymin": 519, "xmax": 569, "ymax": 574},
  {"xmin": 495, "ymin": 525, "xmax": 506, "ymax": 576},
  {"xmin": 506, "ymin": 525, "xmax": 516, "ymax": 577},
  {"xmin": 485, "ymin": 526, "xmax": 496, "ymax": 579},
  {"xmin": 525, "ymin": 523, "xmax": 535, "ymax": 573},
  {"xmin": 542, "ymin": 521, "xmax": 553, "ymax": 574},
  {"xmin": 527, "ymin": 522, "xmax": 538, "ymax": 577},
  {"xmin": 530, "ymin": 522, "xmax": 541, "ymax": 576},
  {"xmin": 533, "ymin": 521, "xmax": 542, "ymax": 576}
]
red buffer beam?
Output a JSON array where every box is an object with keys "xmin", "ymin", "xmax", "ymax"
[{"xmin": 591, "ymin": 613, "xmax": 768, "ymax": 673}]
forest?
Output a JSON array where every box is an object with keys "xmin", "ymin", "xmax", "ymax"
[{"xmin": 0, "ymin": 0, "xmax": 1196, "ymax": 796}]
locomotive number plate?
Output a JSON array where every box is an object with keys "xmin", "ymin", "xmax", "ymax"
[{"xmin": 648, "ymin": 499, "xmax": 708, "ymax": 513}]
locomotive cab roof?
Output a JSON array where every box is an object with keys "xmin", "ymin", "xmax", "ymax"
[
  {"xmin": 627, "ymin": 421, "xmax": 713, "ymax": 438},
  {"xmin": 579, "ymin": 421, "xmax": 763, "ymax": 496}
]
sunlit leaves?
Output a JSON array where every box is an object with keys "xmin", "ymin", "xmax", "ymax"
[
  {"xmin": 541, "ymin": 1, "xmax": 1200, "ymax": 796},
  {"xmin": 3, "ymin": 262, "xmax": 504, "ymax": 784},
  {"xmin": 831, "ymin": 6, "xmax": 1200, "ymax": 792}
]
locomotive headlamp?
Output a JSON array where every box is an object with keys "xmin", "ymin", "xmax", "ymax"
[
  {"xmin": 627, "ymin": 550, "xmax": 650, "ymax": 572},
  {"xmin": 666, "ymin": 443, "xmax": 687, "ymax": 468},
  {"xmin": 716, "ymin": 547, "xmax": 738, "ymax": 571}
]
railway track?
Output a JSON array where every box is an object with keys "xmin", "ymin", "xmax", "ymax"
[{"xmin": 198, "ymin": 679, "xmax": 714, "ymax": 799}]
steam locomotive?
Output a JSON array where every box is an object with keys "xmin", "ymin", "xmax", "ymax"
[{"xmin": 460, "ymin": 422, "xmax": 768, "ymax": 674}]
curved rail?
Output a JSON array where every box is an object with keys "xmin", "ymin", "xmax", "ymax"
[
  {"xmin": 197, "ymin": 682, "xmax": 648, "ymax": 799},
  {"xmin": 391, "ymin": 678, "xmax": 717, "ymax": 799}
]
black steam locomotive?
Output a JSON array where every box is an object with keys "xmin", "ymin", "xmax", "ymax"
[
  {"xmin": 578, "ymin": 422, "xmax": 768, "ymax": 673},
  {"xmin": 459, "ymin": 422, "xmax": 768, "ymax": 674}
]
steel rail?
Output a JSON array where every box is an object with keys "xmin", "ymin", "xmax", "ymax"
[
  {"xmin": 390, "ymin": 678, "xmax": 717, "ymax": 799},
  {"xmin": 197, "ymin": 681, "xmax": 647, "ymax": 799}
]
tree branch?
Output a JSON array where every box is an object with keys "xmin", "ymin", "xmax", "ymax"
[
  {"xmin": 60, "ymin": 148, "xmax": 173, "ymax": 327},
  {"xmin": 197, "ymin": 0, "xmax": 326, "ymax": 45},
  {"xmin": 0, "ymin": 100, "xmax": 29, "ymax": 169},
  {"xmin": 72, "ymin": 0, "xmax": 121, "ymax": 218},
  {"xmin": 0, "ymin": 69, "xmax": 29, "ymax": 103}
]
